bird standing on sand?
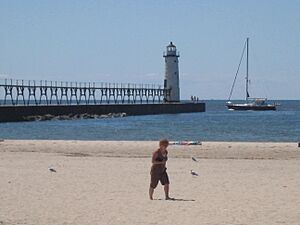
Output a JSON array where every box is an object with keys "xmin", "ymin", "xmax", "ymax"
[
  {"xmin": 192, "ymin": 157, "xmax": 198, "ymax": 162},
  {"xmin": 190, "ymin": 170, "xmax": 198, "ymax": 176},
  {"xmin": 48, "ymin": 166, "xmax": 57, "ymax": 173}
]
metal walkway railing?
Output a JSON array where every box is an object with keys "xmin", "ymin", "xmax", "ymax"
[{"xmin": 0, "ymin": 79, "xmax": 170, "ymax": 105}]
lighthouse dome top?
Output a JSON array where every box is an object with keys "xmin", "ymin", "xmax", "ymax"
[
  {"xmin": 164, "ymin": 41, "xmax": 179, "ymax": 57},
  {"xmin": 167, "ymin": 42, "xmax": 176, "ymax": 48},
  {"xmin": 167, "ymin": 41, "xmax": 176, "ymax": 52}
]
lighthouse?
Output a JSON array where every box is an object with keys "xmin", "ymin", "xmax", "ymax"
[{"xmin": 163, "ymin": 42, "xmax": 180, "ymax": 102}]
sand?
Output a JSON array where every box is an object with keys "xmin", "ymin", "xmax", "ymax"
[{"xmin": 0, "ymin": 140, "xmax": 300, "ymax": 225}]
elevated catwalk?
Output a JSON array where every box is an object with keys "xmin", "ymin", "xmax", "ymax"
[{"xmin": 0, "ymin": 79, "xmax": 169, "ymax": 105}]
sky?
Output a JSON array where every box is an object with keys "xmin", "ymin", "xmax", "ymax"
[{"xmin": 0, "ymin": 0, "xmax": 299, "ymax": 100}]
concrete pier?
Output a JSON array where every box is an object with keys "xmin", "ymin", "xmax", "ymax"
[{"xmin": 0, "ymin": 103, "xmax": 205, "ymax": 122}]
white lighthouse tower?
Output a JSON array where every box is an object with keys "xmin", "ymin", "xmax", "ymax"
[{"xmin": 163, "ymin": 42, "xmax": 180, "ymax": 102}]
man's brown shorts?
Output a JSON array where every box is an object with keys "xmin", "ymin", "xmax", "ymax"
[{"xmin": 150, "ymin": 170, "xmax": 170, "ymax": 188}]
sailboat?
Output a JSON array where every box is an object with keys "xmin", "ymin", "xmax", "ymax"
[{"xmin": 226, "ymin": 38, "xmax": 276, "ymax": 111}]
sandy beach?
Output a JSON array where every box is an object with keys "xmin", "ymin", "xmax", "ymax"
[{"xmin": 1, "ymin": 140, "xmax": 300, "ymax": 225}]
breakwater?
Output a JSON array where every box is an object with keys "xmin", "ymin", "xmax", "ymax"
[{"xmin": 0, "ymin": 103, "xmax": 205, "ymax": 122}]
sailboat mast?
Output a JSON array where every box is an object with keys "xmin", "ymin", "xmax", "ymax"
[{"xmin": 246, "ymin": 37, "xmax": 249, "ymax": 102}]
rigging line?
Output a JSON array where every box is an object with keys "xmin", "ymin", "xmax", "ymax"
[{"xmin": 227, "ymin": 39, "xmax": 247, "ymax": 101}]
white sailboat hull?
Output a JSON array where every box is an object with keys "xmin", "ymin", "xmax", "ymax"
[{"xmin": 226, "ymin": 102, "xmax": 276, "ymax": 111}]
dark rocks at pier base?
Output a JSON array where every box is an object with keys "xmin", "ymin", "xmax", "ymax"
[{"xmin": 23, "ymin": 113, "xmax": 127, "ymax": 121}]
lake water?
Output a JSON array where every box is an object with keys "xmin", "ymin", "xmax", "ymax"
[{"xmin": 0, "ymin": 100, "xmax": 299, "ymax": 142}]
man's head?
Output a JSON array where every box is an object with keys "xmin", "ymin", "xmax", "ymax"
[{"xmin": 159, "ymin": 139, "xmax": 169, "ymax": 148}]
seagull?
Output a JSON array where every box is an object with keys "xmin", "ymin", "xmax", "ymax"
[
  {"xmin": 192, "ymin": 157, "xmax": 198, "ymax": 162},
  {"xmin": 48, "ymin": 166, "xmax": 57, "ymax": 173},
  {"xmin": 190, "ymin": 170, "xmax": 198, "ymax": 176}
]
